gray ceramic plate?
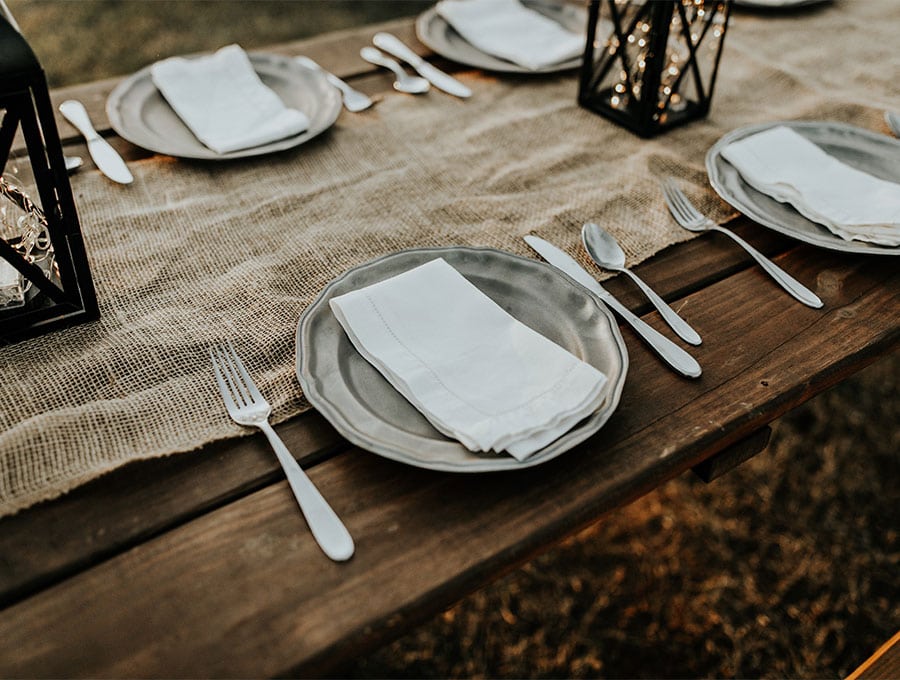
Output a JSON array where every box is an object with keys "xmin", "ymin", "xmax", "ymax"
[
  {"xmin": 106, "ymin": 52, "xmax": 342, "ymax": 160},
  {"xmin": 734, "ymin": 0, "xmax": 828, "ymax": 8},
  {"xmin": 295, "ymin": 247, "xmax": 628, "ymax": 472},
  {"xmin": 415, "ymin": 0, "xmax": 586, "ymax": 74},
  {"xmin": 707, "ymin": 121, "xmax": 900, "ymax": 255}
]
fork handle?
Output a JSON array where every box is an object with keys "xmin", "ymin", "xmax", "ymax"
[
  {"xmin": 710, "ymin": 226, "xmax": 824, "ymax": 309},
  {"xmin": 258, "ymin": 421, "xmax": 355, "ymax": 561}
]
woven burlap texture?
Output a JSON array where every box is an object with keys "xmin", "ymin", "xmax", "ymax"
[{"xmin": 1, "ymin": 0, "xmax": 897, "ymax": 517}]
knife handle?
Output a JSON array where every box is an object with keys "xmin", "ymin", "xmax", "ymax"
[
  {"xmin": 59, "ymin": 100, "xmax": 100, "ymax": 142},
  {"xmin": 373, "ymin": 32, "xmax": 424, "ymax": 68},
  {"xmin": 603, "ymin": 294, "xmax": 702, "ymax": 378}
]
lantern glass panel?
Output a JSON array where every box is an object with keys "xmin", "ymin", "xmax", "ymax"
[{"xmin": 0, "ymin": 165, "xmax": 63, "ymax": 316}]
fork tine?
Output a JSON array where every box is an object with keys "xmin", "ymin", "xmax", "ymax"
[
  {"xmin": 662, "ymin": 179, "xmax": 702, "ymax": 225},
  {"xmin": 214, "ymin": 344, "xmax": 250, "ymax": 408},
  {"xmin": 671, "ymin": 183, "xmax": 703, "ymax": 222},
  {"xmin": 660, "ymin": 179, "xmax": 681, "ymax": 220},
  {"xmin": 661, "ymin": 179, "xmax": 690, "ymax": 225},
  {"xmin": 224, "ymin": 340, "xmax": 264, "ymax": 403},
  {"xmin": 220, "ymin": 344, "xmax": 253, "ymax": 406},
  {"xmin": 210, "ymin": 347, "xmax": 241, "ymax": 412}
]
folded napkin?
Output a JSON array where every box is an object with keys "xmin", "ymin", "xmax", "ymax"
[
  {"xmin": 721, "ymin": 125, "xmax": 900, "ymax": 246},
  {"xmin": 329, "ymin": 258, "xmax": 607, "ymax": 460},
  {"xmin": 436, "ymin": 0, "xmax": 585, "ymax": 70},
  {"xmin": 150, "ymin": 44, "xmax": 309, "ymax": 154}
]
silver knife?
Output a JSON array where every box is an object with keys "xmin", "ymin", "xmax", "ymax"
[
  {"xmin": 524, "ymin": 235, "xmax": 702, "ymax": 379},
  {"xmin": 372, "ymin": 32, "xmax": 472, "ymax": 98},
  {"xmin": 59, "ymin": 100, "xmax": 133, "ymax": 185}
]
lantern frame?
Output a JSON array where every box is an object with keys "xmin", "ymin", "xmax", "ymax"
[
  {"xmin": 0, "ymin": 16, "xmax": 98, "ymax": 343},
  {"xmin": 578, "ymin": 0, "xmax": 732, "ymax": 138}
]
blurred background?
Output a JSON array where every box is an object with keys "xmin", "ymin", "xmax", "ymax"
[
  {"xmin": 6, "ymin": 0, "xmax": 430, "ymax": 87},
  {"xmin": 6, "ymin": 1, "xmax": 898, "ymax": 677}
]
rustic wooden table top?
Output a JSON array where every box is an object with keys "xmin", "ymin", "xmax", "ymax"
[{"xmin": 0, "ymin": 17, "xmax": 897, "ymax": 679}]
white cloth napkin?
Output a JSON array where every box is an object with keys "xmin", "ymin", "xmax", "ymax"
[
  {"xmin": 436, "ymin": 0, "xmax": 585, "ymax": 71},
  {"xmin": 329, "ymin": 258, "xmax": 608, "ymax": 460},
  {"xmin": 721, "ymin": 125, "xmax": 900, "ymax": 246},
  {"xmin": 150, "ymin": 44, "xmax": 309, "ymax": 154}
]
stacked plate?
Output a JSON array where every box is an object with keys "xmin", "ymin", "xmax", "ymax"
[
  {"xmin": 733, "ymin": 0, "xmax": 829, "ymax": 9},
  {"xmin": 416, "ymin": 0, "xmax": 587, "ymax": 74},
  {"xmin": 296, "ymin": 247, "xmax": 629, "ymax": 472},
  {"xmin": 707, "ymin": 121, "xmax": 900, "ymax": 255},
  {"xmin": 106, "ymin": 52, "xmax": 342, "ymax": 160}
]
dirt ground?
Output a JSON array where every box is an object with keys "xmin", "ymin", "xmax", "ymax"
[
  {"xmin": 8, "ymin": 2, "xmax": 897, "ymax": 677},
  {"xmin": 340, "ymin": 352, "xmax": 898, "ymax": 678}
]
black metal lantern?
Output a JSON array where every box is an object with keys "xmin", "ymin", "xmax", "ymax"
[
  {"xmin": 0, "ymin": 15, "xmax": 98, "ymax": 343},
  {"xmin": 579, "ymin": 0, "xmax": 732, "ymax": 138}
]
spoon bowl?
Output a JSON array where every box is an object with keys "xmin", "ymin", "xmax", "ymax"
[
  {"xmin": 360, "ymin": 47, "xmax": 430, "ymax": 94},
  {"xmin": 582, "ymin": 221, "xmax": 627, "ymax": 270}
]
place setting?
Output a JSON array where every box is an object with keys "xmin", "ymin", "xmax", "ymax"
[
  {"xmin": 105, "ymin": 44, "xmax": 344, "ymax": 161},
  {"xmin": 295, "ymin": 246, "xmax": 629, "ymax": 475},
  {"xmin": 100, "ymin": 30, "xmax": 473, "ymax": 166},
  {"xmin": 416, "ymin": 0, "xmax": 591, "ymax": 73},
  {"xmin": 705, "ymin": 120, "xmax": 900, "ymax": 255}
]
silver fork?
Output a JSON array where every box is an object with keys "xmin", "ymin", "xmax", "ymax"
[
  {"xmin": 660, "ymin": 179, "xmax": 823, "ymax": 309},
  {"xmin": 210, "ymin": 342, "xmax": 354, "ymax": 561}
]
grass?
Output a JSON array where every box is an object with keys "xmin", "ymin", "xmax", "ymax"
[
  {"xmin": 6, "ymin": 1, "xmax": 898, "ymax": 677},
  {"xmin": 7, "ymin": 0, "xmax": 431, "ymax": 88}
]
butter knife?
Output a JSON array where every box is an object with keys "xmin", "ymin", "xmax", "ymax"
[
  {"xmin": 372, "ymin": 32, "xmax": 472, "ymax": 98},
  {"xmin": 59, "ymin": 100, "xmax": 133, "ymax": 185},
  {"xmin": 525, "ymin": 235, "xmax": 701, "ymax": 379}
]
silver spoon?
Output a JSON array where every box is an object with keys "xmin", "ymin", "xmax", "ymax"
[
  {"xmin": 582, "ymin": 222, "xmax": 702, "ymax": 346},
  {"xmin": 359, "ymin": 46, "xmax": 430, "ymax": 94},
  {"xmin": 295, "ymin": 55, "xmax": 374, "ymax": 112}
]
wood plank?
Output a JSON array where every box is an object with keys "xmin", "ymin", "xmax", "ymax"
[
  {"xmin": 0, "ymin": 411, "xmax": 343, "ymax": 608},
  {"xmin": 0, "ymin": 221, "xmax": 802, "ymax": 607},
  {"xmin": 848, "ymin": 631, "xmax": 900, "ymax": 680},
  {"xmin": 0, "ymin": 246, "xmax": 894, "ymax": 678},
  {"xmin": 691, "ymin": 425, "xmax": 771, "ymax": 483}
]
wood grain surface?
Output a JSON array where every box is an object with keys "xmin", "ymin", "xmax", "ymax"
[{"xmin": 0, "ymin": 242, "xmax": 895, "ymax": 677}]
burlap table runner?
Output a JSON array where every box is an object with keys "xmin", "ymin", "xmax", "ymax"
[{"xmin": 1, "ymin": 0, "xmax": 896, "ymax": 517}]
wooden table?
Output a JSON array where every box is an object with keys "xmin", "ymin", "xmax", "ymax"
[{"xmin": 0, "ymin": 18, "xmax": 897, "ymax": 678}]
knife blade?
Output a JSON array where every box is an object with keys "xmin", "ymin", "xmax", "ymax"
[
  {"xmin": 372, "ymin": 32, "xmax": 472, "ymax": 98},
  {"xmin": 59, "ymin": 100, "xmax": 133, "ymax": 185},
  {"xmin": 524, "ymin": 235, "xmax": 701, "ymax": 379}
]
